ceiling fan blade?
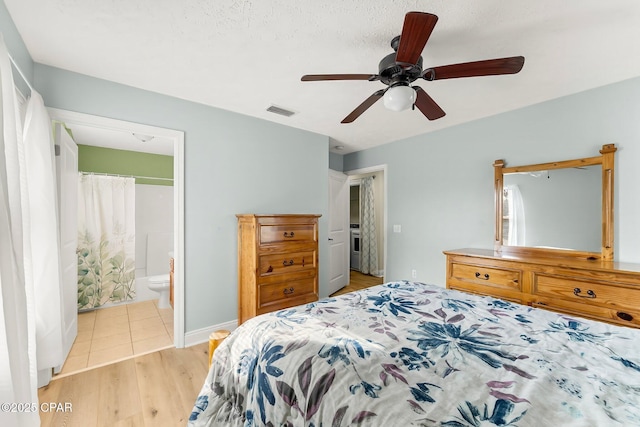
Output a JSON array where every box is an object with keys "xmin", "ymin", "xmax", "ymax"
[
  {"xmin": 395, "ymin": 12, "xmax": 438, "ymax": 66},
  {"xmin": 341, "ymin": 90, "xmax": 385, "ymax": 123},
  {"xmin": 422, "ymin": 56, "xmax": 525, "ymax": 81},
  {"xmin": 414, "ymin": 87, "xmax": 445, "ymax": 120},
  {"xmin": 301, "ymin": 74, "xmax": 379, "ymax": 81}
]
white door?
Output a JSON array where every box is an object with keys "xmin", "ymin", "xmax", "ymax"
[
  {"xmin": 54, "ymin": 123, "xmax": 78, "ymax": 372},
  {"xmin": 328, "ymin": 170, "xmax": 349, "ymax": 294}
]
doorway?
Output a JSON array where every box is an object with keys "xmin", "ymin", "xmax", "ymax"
[
  {"xmin": 47, "ymin": 109, "xmax": 185, "ymax": 376},
  {"xmin": 346, "ymin": 165, "xmax": 387, "ymax": 280}
]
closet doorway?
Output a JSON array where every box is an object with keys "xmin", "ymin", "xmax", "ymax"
[
  {"xmin": 48, "ymin": 109, "xmax": 185, "ymax": 377},
  {"xmin": 346, "ymin": 165, "xmax": 387, "ymax": 281}
]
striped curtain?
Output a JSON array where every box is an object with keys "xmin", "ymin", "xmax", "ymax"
[{"xmin": 359, "ymin": 177, "xmax": 378, "ymax": 275}]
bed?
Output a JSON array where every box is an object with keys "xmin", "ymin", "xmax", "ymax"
[{"xmin": 188, "ymin": 281, "xmax": 640, "ymax": 426}]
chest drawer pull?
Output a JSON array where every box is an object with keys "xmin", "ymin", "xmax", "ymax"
[
  {"xmin": 283, "ymin": 287, "xmax": 295, "ymax": 295},
  {"xmin": 475, "ymin": 272, "xmax": 490, "ymax": 280},
  {"xmin": 573, "ymin": 288, "xmax": 596, "ymax": 298},
  {"xmin": 283, "ymin": 259, "xmax": 294, "ymax": 266},
  {"xmin": 283, "ymin": 231, "xmax": 295, "ymax": 238},
  {"xmin": 617, "ymin": 312, "xmax": 633, "ymax": 321}
]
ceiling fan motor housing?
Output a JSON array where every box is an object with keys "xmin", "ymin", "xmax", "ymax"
[{"xmin": 378, "ymin": 51, "xmax": 423, "ymax": 87}]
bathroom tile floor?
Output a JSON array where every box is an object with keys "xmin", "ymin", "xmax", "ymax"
[{"xmin": 55, "ymin": 299, "xmax": 174, "ymax": 379}]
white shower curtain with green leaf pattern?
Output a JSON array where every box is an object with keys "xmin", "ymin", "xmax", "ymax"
[{"xmin": 77, "ymin": 174, "xmax": 135, "ymax": 310}]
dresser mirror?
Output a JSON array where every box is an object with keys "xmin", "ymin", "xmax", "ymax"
[{"xmin": 494, "ymin": 144, "xmax": 616, "ymax": 260}]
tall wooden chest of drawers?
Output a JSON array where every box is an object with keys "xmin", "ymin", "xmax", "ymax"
[
  {"xmin": 444, "ymin": 248, "xmax": 640, "ymax": 329},
  {"xmin": 237, "ymin": 214, "xmax": 320, "ymax": 324}
]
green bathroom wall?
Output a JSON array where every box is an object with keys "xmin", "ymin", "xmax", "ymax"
[{"xmin": 78, "ymin": 144, "xmax": 173, "ymax": 186}]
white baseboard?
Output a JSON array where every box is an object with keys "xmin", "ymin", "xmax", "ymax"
[{"xmin": 184, "ymin": 319, "xmax": 238, "ymax": 347}]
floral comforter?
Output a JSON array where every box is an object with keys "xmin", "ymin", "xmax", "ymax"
[{"xmin": 189, "ymin": 281, "xmax": 640, "ymax": 426}]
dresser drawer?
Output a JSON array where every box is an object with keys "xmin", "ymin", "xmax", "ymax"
[
  {"xmin": 258, "ymin": 278, "xmax": 317, "ymax": 308},
  {"xmin": 532, "ymin": 273, "xmax": 640, "ymax": 313},
  {"xmin": 450, "ymin": 262, "xmax": 522, "ymax": 291},
  {"xmin": 531, "ymin": 296, "xmax": 640, "ymax": 328},
  {"xmin": 259, "ymin": 251, "xmax": 316, "ymax": 277},
  {"xmin": 449, "ymin": 285, "xmax": 524, "ymax": 305},
  {"xmin": 259, "ymin": 223, "xmax": 316, "ymax": 245}
]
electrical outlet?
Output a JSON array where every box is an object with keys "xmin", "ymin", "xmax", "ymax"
[
  {"xmin": 411, "ymin": 269, "xmax": 417, "ymax": 278},
  {"xmin": 393, "ymin": 224, "xmax": 402, "ymax": 233}
]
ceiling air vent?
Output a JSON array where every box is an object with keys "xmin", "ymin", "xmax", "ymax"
[{"xmin": 266, "ymin": 105, "xmax": 296, "ymax": 117}]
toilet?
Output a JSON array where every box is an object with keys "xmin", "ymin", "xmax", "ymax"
[
  {"xmin": 148, "ymin": 274, "xmax": 171, "ymax": 309},
  {"xmin": 145, "ymin": 234, "xmax": 173, "ymax": 308}
]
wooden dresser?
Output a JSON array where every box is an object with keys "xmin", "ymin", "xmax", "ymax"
[
  {"xmin": 237, "ymin": 214, "xmax": 320, "ymax": 325},
  {"xmin": 444, "ymin": 248, "xmax": 640, "ymax": 329}
]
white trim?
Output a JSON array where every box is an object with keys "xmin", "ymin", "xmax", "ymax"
[
  {"xmin": 184, "ymin": 320, "xmax": 238, "ymax": 347},
  {"xmin": 346, "ymin": 164, "xmax": 388, "ymax": 282},
  {"xmin": 46, "ymin": 108, "xmax": 187, "ymax": 348}
]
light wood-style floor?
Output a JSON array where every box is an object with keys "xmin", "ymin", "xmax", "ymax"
[
  {"xmin": 37, "ymin": 272, "xmax": 382, "ymax": 426},
  {"xmin": 38, "ymin": 342, "xmax": 209, "ymax": 426},
  {"xmin": 330, "ymin": 270, "xmax": 384, "ymax": 297},
  {"xmin": 57, "ymin": 299, "xmax": 174, "ymax": 378}
]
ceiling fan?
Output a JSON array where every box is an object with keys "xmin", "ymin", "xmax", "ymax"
[{"xmin": 301, "ymin": 12, "xmax": 525, "ymax": 123}]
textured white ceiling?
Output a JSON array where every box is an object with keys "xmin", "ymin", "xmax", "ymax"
[{"xmin": 5, "ymin": 1, "xmax": 640, "ymax": 154}]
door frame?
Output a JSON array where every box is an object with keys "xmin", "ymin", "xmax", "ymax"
[
  {"xmin": 47, "ymin": 108, "xmax": 187, "ymax": 348},
  {"xmin": 345, "ymin": 164, "xmax": 388, "ymax": 280}
]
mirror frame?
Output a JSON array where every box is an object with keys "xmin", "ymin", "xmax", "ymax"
[{"xmin": 494, "ymin": 144, "xmax": 616, "ymax": 260}]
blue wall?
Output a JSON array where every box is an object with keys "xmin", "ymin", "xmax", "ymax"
[
  {"xmin": 0, "ymin": 0, "xmax": 32, "ymax": 94},
  {"xmin": 344, "ymin": 76, "xmax": 640, "ymax": 285},
  {"xmin": 329, "ymin": 151, "xmax": 344, "ymax": 171}
]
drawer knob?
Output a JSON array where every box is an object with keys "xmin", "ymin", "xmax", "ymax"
[
  {"xmin": 573, "ymin": 288, "xmax": 596, "ymax": 298},
  {"xmin": 283, "ymin": 259, "xmax": 295, "ymax": 266},
  {"xmin": 283, "ymin": 231, "xmax": 295, "ymax": 238},
  {"xmin": 617, "ymin": 312, "xmax": 633, "ymax": 322},
  {"xmin": 283, "ymin": 287, "xmax": 295, "ymax": 295},
  {"xmin": 475, "ymin": 272, "xmax": 490, "ymax": 280}
]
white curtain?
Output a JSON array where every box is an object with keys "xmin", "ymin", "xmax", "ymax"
[
  {"xmin": 23, "ymin": 91, "xmax": 64, "ymax": 375},
  {"xmin": 505, "ymin": 184, "xmax": 526, "ymax": 246},
  {"xmin": 0, "ymin": 35, "xmax": 40, "ymax": 427},
  {"xmin": 77, "ymin": 174, "xmax": 136, "ymax": 310},
  {"xmin": 359, "ymin": 177, "xmax": 378, "ymax": 275}
]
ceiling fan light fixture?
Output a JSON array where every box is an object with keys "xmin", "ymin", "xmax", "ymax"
[{"xmin": 383, "ymin": 84, "xmax": 415, "ymax": 112}]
